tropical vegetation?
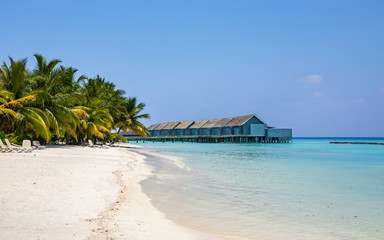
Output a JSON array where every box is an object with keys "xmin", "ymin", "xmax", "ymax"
[{"xmin": 0, "ymin": 55, "xmax": 149, "ymax": 144}]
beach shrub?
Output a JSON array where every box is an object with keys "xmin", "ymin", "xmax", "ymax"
[
  {"xmin": 0, "ymin": 130, "xmax": 6, "ymax": 141},
  {"xmin": 7, "ymin": 132, "xmax": 34, "ymax": 145}
]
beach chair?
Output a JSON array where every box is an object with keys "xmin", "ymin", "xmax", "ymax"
[
  {"xmin": 96, "ymin": 141, "xmax": 109, "ymax": 149},
  {"xmin": 0, "ymin": 139, "xmax": 11, "ymax": 152},
  {"xmin": 22, "ymin": 140, "xmax": 34, "ymax": 153},
  {"xmin": 105, "ymin": 142, "xmax": 116, "ymax": 147},
  {"xmin": 32, "ymin": 141, "xmax": 46, "ymax": 150},
  {"xmin": 99, "ymin": 144, "xmax": 109, "ymax": 149},
  {"xmin": 88, "ymin": 140, "xmax": 101, "ymax": 148},
  {"xmin": 107, "ymin": 142, "xmax": 120, "ymax": 148},
  {"xmin": 5, "ymin": 139, "xmax": 23, "ymax": 153}
]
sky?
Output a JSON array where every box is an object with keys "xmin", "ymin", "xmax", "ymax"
[{"xmin": 1, "ymin": 0, "xmax": 383, "ymax": 137}]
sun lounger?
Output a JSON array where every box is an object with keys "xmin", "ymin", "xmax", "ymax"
[
  {"xmin": 88, "ymin": 140, "xmax": 101, "ymax": 148},
  {"xmin": 96, "ymin": 141, "xmax": 109, "ymax": 148},
  {"xmin": 106, "ymin": 142, "xmax": 120, "ymax": 147},
  {"xmin": 105, "ymin": 142, "xmax": 114, "ymax": 147},
  {"xmin": 0, "ymin": 139, "xmax": 11, "ymax": 152},
  {"xmin": 5, "ymin": 139, "xmax": 23, "ymax": 153},
  {"xmin": 32, "ymin": 141, "xmax": 46, "ymax": 150},
  {"xmin": 22, "ymin": 140, "xmax": 34, "ymax": 153}
]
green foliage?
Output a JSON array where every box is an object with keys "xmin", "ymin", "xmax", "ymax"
[
  {"xmin": 115, "ymin": 97, "xmax": 150, "ymax": 137},
  {"xmin": 0, "ymin": 129, "xmax": 6, "ymax": 140},
  {"xmin": 0, "ymin": 55, "xmax": 150, "ymax": 144}
]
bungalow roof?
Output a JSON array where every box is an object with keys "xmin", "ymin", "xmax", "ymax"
[
  {"xmin": 189, "ymin": 120, "xmax": 209, "ymax": 129},
  {"xmin": 148, "ymin": 123, "xmax": 160, "ymax": 130},
  {"xmin": 201, "ymin": 119, "xmax": 221, "ymax": 128},
  {"xmin": 225, "ymin": 114, "xmax": 257, "ymax": 127},
  {"xmin": 174, "ymin": 121, "xmax": 194, "ymax": 129},
  {"xmin": 153, "ymin": 122, "xmax": 169, "ymax": 130},
  {"xmin": 162, "ymin": 121, "xmax": 181, "ymax": 130},
  {"xmin": 213, "ymin": 117, "xmax": 234, "ymax": 128}
]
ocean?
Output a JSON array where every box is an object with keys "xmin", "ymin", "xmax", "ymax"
[{"xmin": 135, "ymin": 138, "xmax": 384, "ymax": 240}]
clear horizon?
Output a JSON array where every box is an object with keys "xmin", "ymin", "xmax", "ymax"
[{"xmin": 1, "ymin": 0, "xmax": 383, "ymax": 137}]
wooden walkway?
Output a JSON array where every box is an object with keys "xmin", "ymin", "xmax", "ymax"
[{"xmin": 125, "ymin": 135, "xmax": 291, "ymax": 143}]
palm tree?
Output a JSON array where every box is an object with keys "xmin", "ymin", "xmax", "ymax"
[
  {"xmin": 72, "ymin": 105, "xmax": 114, "ymax": 142},
  {"xmin": 115, "ymin": 97, "xmax": 150, "ymax": 137},
  {"xmin": 30, "ymin": 55, "xmax": 86, "ymax": 141},
  {"xmin": 0, "ymin": 58, "xmax": 52, "ymax": 141},
  {"xmin": 0, "ymin": 54, "xmax": 150, "ymax": 144},
  {"xmin": 78, "ymin": 76, "xmax": 130, "ymax": 142},
  {"xmin": 0, "ymin": 90, "xmax": 26, "ymax": 129}
]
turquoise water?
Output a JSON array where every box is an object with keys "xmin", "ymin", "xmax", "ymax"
[{"xmin": 136, "ymin": 138, "xmax": 384, "ymax": 240}]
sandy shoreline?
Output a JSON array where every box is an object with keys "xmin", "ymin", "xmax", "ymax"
[{"xmin": 0, "ymin": 145, "xmax": 219, "ymax": 240}]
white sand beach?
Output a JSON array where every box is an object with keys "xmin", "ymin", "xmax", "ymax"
[{"xmin": 0, "ymin": 145, "xmax": 218, "ymax": 240}]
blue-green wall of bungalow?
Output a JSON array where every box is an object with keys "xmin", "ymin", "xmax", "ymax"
[
  {"xmin": 233, "ymin": 126, "xmax": 241, "ymax": 135},
  {"xmin": 251, "ymin": 124, "xmax": 267, "ymax": 136},
  {"xmin": 175, "ymin": 129, "xmax": 183, "ymax": 136},
  {"xmin": 222, "ymin": 127, "xmax": 232, "ymax": 135},
  {"xmin": 191, "ymin": 129, "xmax": 200, "ymax": 135},
  {"xmin": 201, "ymin": 128, "xmax": 212, "ymax": 135},
  {"xmin": 152, "ymin": 130, "xmax": 161, "ymax": 136},
  {"xmin": 212, "ymin": 128, "xmax": 222, "ymax": 135},
  {"xmin": 163, "ymin": 129, "xmax": 180, "ymax": 136},
  {"xmin": 243, "ymin": 117, "xmax": 264, "ymax": 135},
  {"xmin": 171, "ymin": 129, "xmax": 178, "ymax": 136},
  {"xmin": 266, "ymin": 128, "xmax": 292, "ymax": 138},
  {"xmin": 162, "ymin": 130, "xmax": 171, "ymax": 136},
  {"xmin": 175, "ymin": 128, "xmax": 192, "ymax": 136}
]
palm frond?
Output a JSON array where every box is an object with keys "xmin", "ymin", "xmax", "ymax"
[
  {"xmin": 2, "ymin": 95, "xmax": 36, "ymax": 109},
  {"xmin": 0, "ymin": 108, "xmax": 17, "ymax": 118},
  {"xmin": 87, "ymin": 122, "xmax": 103, "ymax": 139}
]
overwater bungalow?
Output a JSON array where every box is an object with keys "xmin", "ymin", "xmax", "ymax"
[
  {"xmin": 147, "ymin": 123, "xmax": 160, "ymax": 136},
  {"xmin": 132, "ymin": 114, "xmax": 292, "ymax": 143},
  {"xmin": 189, "ymin": 120, "xmax": 209, "ymax": 135},
  {"xmin": 161, "ymin": 121, "xmax": 180, "ymax": 136},
  {"xmin": 200, "ymin": 119, "xmax": 221, "ymax": 135},
  {"xmin": 151, "ymin": 122, "xmax": 169, "ymax": 136},
  {"xmin": 174, "ymin": 121, "xmax": 194, "ymax": 135},
  {"xmin": 212, "ymin": 117, "xmax": 233, "ymax": 135},
  {"xmin": 225, "ymin": 114, "xmax": 266, "ymax": 135}
]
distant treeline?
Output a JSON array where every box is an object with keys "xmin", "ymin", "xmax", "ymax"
[{"xmin": 0, "ymin": 54, "xmax": 149, "ymax": 144}]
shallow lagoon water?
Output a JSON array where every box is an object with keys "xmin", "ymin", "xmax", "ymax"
[{"xmin": 138, "ymin": 138, "xmax": 384, "ymax": 239}]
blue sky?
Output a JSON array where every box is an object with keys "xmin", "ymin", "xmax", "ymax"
[{"xmin": 1, "ymin": 0, "xmax": 383, "ymax": 137}]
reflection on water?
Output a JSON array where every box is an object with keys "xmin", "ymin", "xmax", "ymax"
[{"xmin": 139, "ymin": 139, "xmax": 384, "ymax": 240}]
